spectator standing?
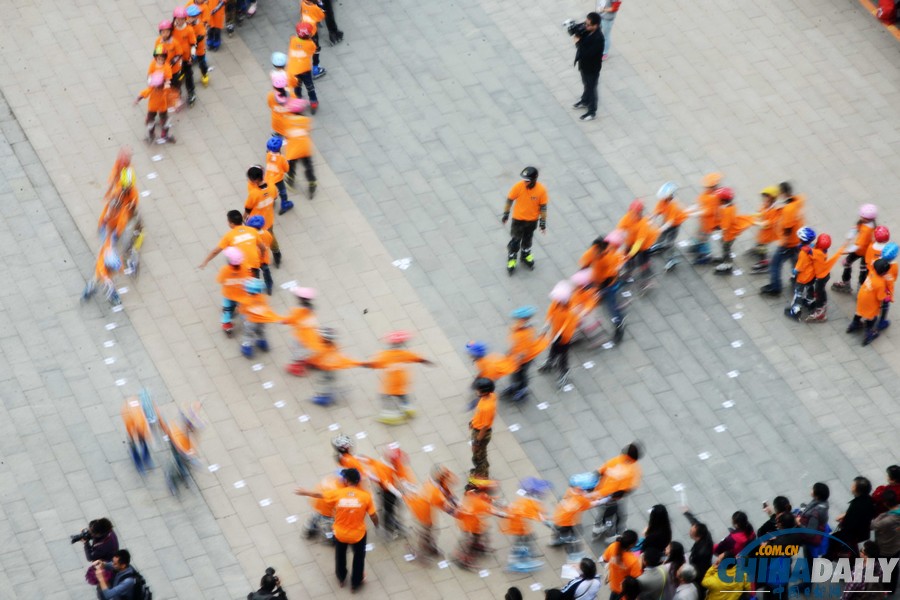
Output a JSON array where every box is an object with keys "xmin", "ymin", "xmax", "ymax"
[
  {"xmin": 871, "ymin": 490, "xmax": 900, "ymax": 595},
  {"xmin": 663, "ymin": 542, "xmax": 686, "ymax": 600},
  {"xmin": 713, "ymin": 511, "xmax": 755, "ymax": 556},
  {"xmin": 557, "ymin": 557, "xmax": 601, "ymax": 600},
  {"xmin": 682, "ymin": 508, "xmax": 714, "ymax": 590},
  {"xmin": 572, "ymin": 13, "xmax": 605, "ymax": 121},
  {"xmin": 761, "ymin": 181, "xmax": 805, "ymax": 296},
  {"xmin": 595, "ymin": 0, "xmax": 622, "ymax": 59},
  {"xmin": 642, "ymin": 505, "xmax": 673, "ymax": 556},
  {"xmin": 757, "ymin": 496, "xmax": 792, "ymax": 537},
  {"xmin": 93, "ymin": 549, "xmax": 137, "ymax": 600},
  {"xmin": 701, "ymin": 555, "xmax": 750, "ymax": 600},
  {"xmin": 872, "ymin": 465, "xmax": 900, "ymax": 514},
  {"xmin": 796, "ymin": 482, "xmax": 830, "ymax": 594},
  {"xmin": 830, "ymin": 476, "xmax": 875, "ymax": 558},
  {"xmin": 637, "ymin": 548, "xmax": 668, "ymax": 600},
  {"xmin": 600, "ymin": 530, "xmax": 643, "ymax": 600},
  {"xmin": 672, "ymin": 565, "xmax": 699, "ymax": 600}
]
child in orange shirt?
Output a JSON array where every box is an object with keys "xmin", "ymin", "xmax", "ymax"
[
  {"xmin": 470, "ymin": 379, "xmax": 497, "ymax": 478},
  {"xmin": 265, "ymin": 136, "xmax": 293, "ymax": 216},
  {"xmin": 579, "ymin": 231, "xmax": 627, "ymax": 342},
  {"xmin": 452, "ymin": 480, "xmax": 506, "ymax": 570},
  {"xmin": 464, "ymin": 341, "xmax": 515, "ymax": 410},
  {"xmin": 238, "ymin": 278, "xmax": 282, "ymax": 358},
  {"xmin": 834, "ymin": 203, "xmax": 878, "ymax": 293},
  {"xmin": 785, "ymin": 227, "xmax": 817, "ymax": 321},
  {"xmin": 500, "ymin": 477, "xmax": 550, "ymax": 572},
  {"xmin": 549, "ymin": 474, "xmax": 607, "ymax": 556},
  {"xmin": 359, "ymin": 447, "xmax": 415, "ymax": 537},
  {"xmin": 281, "ymin": 97, "xmax": 318, "ymax": 198},
  {"xmin": 617, "ymin": 199, "xmax": 660, "ymax": 284},
  {"xmin": 568, "ymin": 269, "xmax": 603, "ymax": 340},
  {"xmin": 713, "ymin": 187, "xmax": 756, "ymax": 274},
  {"xmin": 750, "ymin": 187, "xmax": 782, "ymax": 272},
  {"xmin": 503, "ymin": 306, "xmax": 549, "ymax": 402},
  {"xmin": 690, "ymin": 172, "xmax": 723, "ymax": 264},
  {"xmin": 207, "ymin": 0, "xmax": 225, "ymax": 49},
  {"xmin": 215, "ymin": 246, "xmax": 251, "ymax": 335},
  {"xmin": 244, "ymin": 165, "xmax": 281, "ymax": 267},
  {"xmin": 135, "ymin": 70, "xmax": 174, "ymax": 144},
  {"xmin": 806, "ymin": 233, "xmax": 848, "ymax": 322},
  {"xmin": 306, "ymin": 328, "xmax": 364, "ymax": 406},
  {"xmin": 847, "ymin": 258, "xmax": 891, "ymax": 345},
  {"xmin": 404, "ymin": 465, "xmax": 457, "ymax": 557},
  {"xmin": 154, "ymin": 20, "xmax": 184, "ymax": 111},
  {"xmin": 172, "ymin": 7, "xmax": 198, "ymax": 105},
  {"xmin": 363, "ymin": 331, "xmax": 433, "ymax": 425},
  {"xmin": 282, "ymin": 286, "xmax": 322, "ymax": 376},
  {"xmin": 82, "ymin": 238, "xmax": 122, "ymax": 306},
  {"xmin": 875, "ymin": 242, "xmax": 898, "ymax": 330},
  {"xmin": 122, "ymin": 396, "xmax": 153, "ymax": 473},
  {"xmin": 650, "ymin": 182, "xmax": 690, "ymax": 271},
  {"xmin": 599, "ymin": 530, "xmax": 643, "ymax": 596},
  {"xmin": 288, "ymin": 22, "xmax": 319, "ymax": 113},
  {"xmin": 303, "ymin": 471, "xmax": 343, "ymax": 542},
  {"xmin": 185, "ymin": 5, "xmax": 210, "ymax": 87},
  {"xmin": 245, "ymin": 215, "xmax": 274, "ymax": 295},
  {"xmin": 300, "ymin": 0, "xmax": 327, "ymax": 79},
  {"xmin": 104, "ymin": 146, "xmax": 133, "ymax": 201},
  {"xmin": 539, "ymin": 281, "xmax": 578, "ymax": 388}
]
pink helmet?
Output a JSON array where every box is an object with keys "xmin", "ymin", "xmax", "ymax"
[
  {"xmin": 149, "ymin": 71, "xmax": 165, "ymax": 87},
  {"xmin": 628, "ymin": 199, "xmax": 644, "ymax": 214},
  {"xmin": 570, "ymin": 269, "xmax": 592, "ymax": 287},
  {"xmin": 222, "ymin": 246, "xmax": 244, "ymax": 266},
  {"xmin": 859, "ymin": 203, "xmax": 878, "ymax": 220},
  {"xmin": 385, "ymin": 330, "xmax": 411, "ymax": 344},
  {"xmin": 290, "ymin": 286, "xmax": 317, "ymax": 299},
  {"xmin": 604, "ymin": 229, "xmax": 626, "ymax": 248},
  {"xmin": 286, "ymin": 97, "xmax": 309, "ymax": 113},
  {"xmin": 549, "ymin": 281, "xmax": 574, "ymax": 303},
  {"xmin": 173, "ymin": 6, "xmax": 187, "ymax": 19},
  {"xmin": 271, "ymin": 71, "xmax": 288, "ymax": 88},
  {"xmin": 158, "ymin": 19, "xmax": 173, "ymax": 30}
]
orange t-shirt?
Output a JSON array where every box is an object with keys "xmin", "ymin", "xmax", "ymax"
[
  {"xmin": 268, "ymin": 90, "xmax": 290, "ymax": 136},
  {"xmin": 571, "ymin": 286, "xmax": 598, "ymax": 316},
  {"xmin": 306, "ymin": 344, "xmax": 363, "ymax": 370},
  {"xmin": 361, "ymin": 457, "xmax": 396, "ymax": 490},
  {"xmin": 283, "ymin": 307, "xmax": 324, "ymax": 352},
  {"xmin": 172, "ymin": 24, "xmax": 197, "ymax": 61},
  {"xmin": 209, "ymin": 0, "xmax": 225, "ymax": 28},
  {"xmin": 287, "ymin": 36, "xmax": 316, "ymax": 76},
  {"xmin": 500, "ymin": 497, "xmax": 545, "ymax": 536},
  {"xmin": 217, "ymin": 226, "xmax": 261, "ymax": 269},
  {"xmin": 720, "ymin": 204, "xmax": 756, "ymax": 243},
  {"xmin": 856, "ymin": 271, "xmax": 887, "ymax": 320},
  {"xmin": 507, "ymin": 181, "xmax": 548, "ymax": 222},
  {"xmin": 474, "ymin": 354, "xmax": 516, "ymax": 381},
  {"xmin": 602, "ymin": 541, "xmax": 643, "ymax": 593},
  {"xmin": 194, "ymin": 0, "xmax": 212, "ymax": 26},
  {"xmin": 300, "ymin": 1, "xmax": 325, "ymax": 34},
  {"xmin": 138, "ymin": 85, "xmax": 168, "ymax": 114},
  {"xmin": 653, "ymin": 199, "xmax": 689, "ymax": 227},
  {"xmin": 121, "ymin": 398, "xmax": 149, "ymax": 440},
  {"xmin": 778, "ymin": 196, "xmax": 805, "ymax": 246},
  {"xmin": 265, "ymin": 151, "xmax": 289, "ymax": 185},
  {"xmin": 368, "ymin": 348, "xmax": 425, "ymax": 396},
  {"xmin": 146, "ymin": 60, "xmax": 173, "ymax": 84},
  {"xmin": 595, "ymin": 454, "xmax": 641, "ymax": 497},
  {"xmin": 190, "ymin": 19, "xmax": 207, "ymax": 56},
  {"xmin": 546, "ymin": 301, "xmax": 577, "ymax": 344},
  {"xmin": 580, "ymin": 246, "xmax": 624, "ymax": 286},
  {"xmin": 405, "ymin": 480, "xmax": 447, "ymax": 526},
  {"xmin": 257, "ymin": 229, "xmax": 273, "ymax": 265},
  {"xmin": 311, "ymin": 474, "xmax": 343, "ymax": 517},
  {"xmin": 470, "ymin": 392, "xmax": 496, "ymax": 430},
  {"xmin": 886, "ymin": 263, "xmax": 898, "ymax": 297},
  {"xmin": 456, "ymin": 491, "xmax": 493, "ymax": 534},
  {"xmin": 757, "ymin": 203, "xmax": 782, "ymax": 245},
  {"xmin": 283, "ymin": 113, "xmax": 313, "ymax": 160},
  {"xmin": 238, "ymin": 295, "xmax": 283, "ymax": 323},
  {"xmin": 216, "ymin": 264, "xmax": 252, "ymax": 302},
  {"xmin": 326, "ymin": 485, "xmax": 376, "ymax": 544},
  {"xmin": 153, "ymin": 35, "xmax": 184, "ymax": 73},
  {"xmin": 794, "ymin": 246, "xmax": 815, "ymax": 285},
  {"xmin": 697, "ymin": 191, "xmax": 720, "ymax": 234},
  {"xmin": 508, "ymin": 324, "xmax": 549, "ymax": 364},
  {"xmin": 245, "ymin": 182, "xmax": 278, "ymax": 230},
  {"xmin": 812, "ymin": 246, "xmax": 846, "ymax": 280},
  {"xmin": 553, "ymin": 488, "xmax": 593, "ymax": 527},
  {"xmin": 852, "ymin": 222, "xmax": 874, "ymax": 258}
]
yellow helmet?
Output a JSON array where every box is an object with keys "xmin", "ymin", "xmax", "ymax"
[
  {"xmin": 119, "ymin": 167, "xmax": 135, "ymax": 189},
  {"xmin": 760, "ymin": 186, "xmax": 779, "ymax": 198}
]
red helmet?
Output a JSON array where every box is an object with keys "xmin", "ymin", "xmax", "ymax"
[
  {"xmin": 628, "ymin": 199, "xmax": 644, "ymax": 214},
  {"xmin": 384, "ymin": 447, "xmax": 407, "ymax": 466},
  {"xmin": 158, "ymin": 19, "xmax": 173, "ymax": 31},
  {"xmin": 816, "ymin": 234, "xmax": 832, "ymax": 250},
  {"xmin": 296, "ymin": 22, "xmax": 314, "ymax": 37},
  {"xmin": 874, "ymin": 225, "xmax": 890, "ymax": 243},
  {"xmin": 715, "ymin": 187, "xmax": 735, "ymax": 201}
]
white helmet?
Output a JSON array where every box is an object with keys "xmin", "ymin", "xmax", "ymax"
[
  {"xmin": 657, "ymin": 182, "xmax": 678, "ymax": 200},
  {"xmin": 331, "ymin": 435, "xmax": 353, "ymax": 453}
]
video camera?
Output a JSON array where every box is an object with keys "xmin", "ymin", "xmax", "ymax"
[{"xmin": 562, "ymin": 18, "xmax": 587, "ymax": 37}]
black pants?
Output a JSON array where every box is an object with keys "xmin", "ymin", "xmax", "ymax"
[
  {"xmin": 312, "ymin": 32, "xmax": 321, "ymax": 67},
  {"xmin": 579, "ymin": 69, "xmax": 600, "ymax": 114},
  {"xmin": 335, "ymin": 533, "xmax": 367, "ymax": 589},
  {"xmin": 813, "ymin": 274, "xmax": 829, "ymax": 309},
  {"xmin": 288, "ymin": 157, "xmax": 316, "ymax": 183},
  {"xmin": 182, "ymin": 59, "xmax": 195, "ymax": 95},
  {"xmin": 548, "ymin": 339, "xmax": 570, "ymax": 373},
  {"xmin": 321, "ymin": 0, "xmax": 341, "ymax": 34},
  {"xmin": 381, "ymin": 488, "xmax": 399, "ymax": 533},
  {"xmin": 511, "ymin": 360, "xmax": 531, "ymax": 392},
  {"xmin": 842, "ymin": 252, "xmax": 867, "ymax": 286},
  {"xmin": 293, "ymin": 71, "xmax": 317, "ymax": 103},
  {"xmin": 507, "ymin": 219, "xmax": 537, "ymax": 258}
]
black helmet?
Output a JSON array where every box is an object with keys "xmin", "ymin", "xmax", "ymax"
[
  {"xmin": 247, "ymin": 165, "xmax": 264, "ymax": 181},
  {"xmin": 874, "ymin": 258, "xmax": 891, "ymax": 276},
  {"xmin": 521, "ymin": 166, "xmax": 538, "ymax": 182},
  {"xmin": 474, "ymin": 377, "xmax": 495, "ymax": 394}
]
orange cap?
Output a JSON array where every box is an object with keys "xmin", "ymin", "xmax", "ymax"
[{"xmin": 702, "ymin": 172, "xmax": 722, "ymax": 187}]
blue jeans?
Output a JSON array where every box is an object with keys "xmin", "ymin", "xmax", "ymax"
[
  {"xmin": 768, "ymin": 246, "xmax": 798, "ymax": 292},
  {"xmin": 294, "ymin": 71, "xmax": 317, "ymax": 103},
  {"xmin": 600, "ymin": 17, "xmax": 615, "ymax": 55},
  {"xmin": 275, "ymin": 180, "xmax": 288, "ymax": 205},
  {"xmin": 600, "ymin": 283, "xmax": 623, "ymax": 323}
]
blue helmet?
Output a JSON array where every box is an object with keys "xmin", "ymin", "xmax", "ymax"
[
  {"xmin": 882, "ymin": 242, "xmax": 899, "ymax": 262},
  {"xmin": 266, "ymin": 135, "xmax": 283, "ymax": 153},
  {"xmin": 246, "ymin": 215, "xmax": 265, "ymax": 230},
  {"xmin": 271, "ymin": 52, "xmax": 287, "ymax": 67},
  {"xmin": 510, "ymin": 305, "xmax": 536, "ymax": 319},
  {"xmin": 797, "ymin": 227, "xmax": 816, "ymax": 244},
  {"xmin": 244, "ymin": 278, "xmax": 265, "ymax": 294},
  {"xmin": 465, "ymin": 340, "xmax": 487, "ymax": 358},
  {"xmin": 520, "ymin": 477, "xmax": 552, "ymax": 496},
  {"xmin": 104, "ymin": 248, "xmax": 121, "ymax": 271},
  {"xmin": 186, "ymin": 4, "xmax": 202, "ymax": 17},
  {"xmin": 568, "ymin": 471, "xmax": 599, "ymax": 492}
]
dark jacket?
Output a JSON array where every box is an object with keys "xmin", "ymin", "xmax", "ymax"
[
  {"xmin": 575, "ymin": 29, "xmax": 605, "ymax": 73},
  {"xmin": 835, "ymin": 495, "xmax": 875, "ymax": 544},
  {"xmin": 797, "ymin": 500, "xmax": 829, "ymax": 545},
  {"xmin": 85, "ymin": 531, "xmax": 119, "ymax": 562},
  {"xmin": 684, "ymin": 512, "xmax": 714, "ymax": 577},
  {"xmin": 248, "ymin": 588, "xmax": 287, "ymax": 600},
  {"xmin": 100, "ymin": 565, "xmax": 136, "ymax": 600}
]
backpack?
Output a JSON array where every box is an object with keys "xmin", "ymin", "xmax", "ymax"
[{"xmin": 127, "ymin": 569, "xmax": 153, "ymax": 600}]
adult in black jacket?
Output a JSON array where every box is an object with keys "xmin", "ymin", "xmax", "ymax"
[
  {"xmin": 829, "ymin": 476, "xmax": 875, "ymax": 558},
  {"xmin": 682, "ymin": 509, "xmax": 714, "ymax": 599},
  {"xmin": 573, "ymin": 13, "xmax": 605, "ymax": 121}
]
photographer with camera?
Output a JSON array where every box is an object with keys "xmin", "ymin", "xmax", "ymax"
[
  {"xmin": 248, "ymin": 567, "xmax": 288, "ymax": 600},
  {"xmin": 572, "ymin": 12, "xmax": 605, "ymax": 121},
  {"xmin": 72, "ymin": 518, "xmax": 119, "ymax": 589}
]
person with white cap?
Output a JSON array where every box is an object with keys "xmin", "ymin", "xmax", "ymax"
[
  {"xmin": 539, "ymin": 281, "xmax": 578, "ymax": 388},
  {"xmin": 650, "ymin": 182, "xmax": 689, "ymax": 271}
]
